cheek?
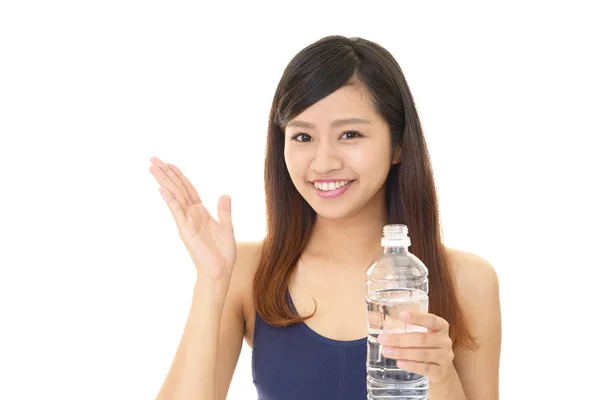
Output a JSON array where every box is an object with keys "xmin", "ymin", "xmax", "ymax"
[
  {"xmin": 284, "ymin": 148, "xmax": 305, "ymax": 182},
  {"xmin": 347, "ymin": 147, "xmax": 369, "ymax": 165},
  {"xmin": 347, "ymin": 145, "xmax": 389, "ymax": 177}
]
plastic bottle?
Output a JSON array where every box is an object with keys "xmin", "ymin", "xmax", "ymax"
[{"xmin": 365, "ymin": 224, "xmax": 429, "ymax": 399}]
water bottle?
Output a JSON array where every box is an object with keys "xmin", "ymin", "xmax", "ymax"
[{"xmin": 365, "ymin": 224, "xmax": 429, "ymax": 399}]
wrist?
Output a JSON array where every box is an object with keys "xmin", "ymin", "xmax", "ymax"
[
  {"xmin": 193, "ymin": 274, "xmax": 231, "ymax": 299},
  {"xmin": 430, "ymin": 364, "xmax": 467, "ymax": 400}
]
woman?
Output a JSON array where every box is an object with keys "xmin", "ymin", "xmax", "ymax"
[{"xmin": 149, "ymin": 35, "xmax": 501, "ymax": 400}]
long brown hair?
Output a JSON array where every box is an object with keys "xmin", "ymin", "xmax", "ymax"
[{"xmin": 252, "ymin": 35, "xmax": 477, "ymax": 349}]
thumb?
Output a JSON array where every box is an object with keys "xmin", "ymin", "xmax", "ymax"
[{"xmin": 217, "ymin": 194, "xmax": 233, "ymax": 230}]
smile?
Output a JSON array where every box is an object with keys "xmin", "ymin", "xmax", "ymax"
[{"xmin": 312, "ymin": 180, "xmax": 356, "ymax": 199}]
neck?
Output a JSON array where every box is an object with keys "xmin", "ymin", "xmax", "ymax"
[{"xmin": 303, "ymin": 194, "xmax": 388, "ymax": 268}]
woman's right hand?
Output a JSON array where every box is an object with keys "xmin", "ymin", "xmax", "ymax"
[{"xmin": 149, "ymin": 157, "xmax": 237, "ymax": 282}]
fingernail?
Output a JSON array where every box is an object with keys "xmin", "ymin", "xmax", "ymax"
[
  {"xmin": 378, "ymin": 334, "xmax": 388, "ymax": 344},
  {"xmin": 400, "ymin": 311, "xmax": 411, "ymax": 320},
  {"xmin": 381, "ymin": 346, "xmax": 393, "ymax": 356}
]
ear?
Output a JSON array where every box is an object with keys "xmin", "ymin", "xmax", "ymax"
[{"xmin": 392, "ymin": 145, "xmax": 402, "ymax": 165}]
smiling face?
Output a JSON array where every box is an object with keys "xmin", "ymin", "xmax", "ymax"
[{"xmin": 283, "ymin": 83, "xmax": 401, "ymax": 220}]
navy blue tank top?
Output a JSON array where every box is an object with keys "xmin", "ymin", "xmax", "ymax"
[{"xmin": 251, "ymin": 290, "xmax": 368, "ymax": 399}]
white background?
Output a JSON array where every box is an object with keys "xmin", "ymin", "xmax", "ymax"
[{"xmin": 1, "ymin": 1, "xmax": 598, "ymax": 399}]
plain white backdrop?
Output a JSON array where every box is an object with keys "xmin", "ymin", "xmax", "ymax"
[{"xmin": 1, "ymin": 1, "xmax": 598, "ymax": 399}]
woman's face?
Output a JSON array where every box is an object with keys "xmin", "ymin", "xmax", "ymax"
[{"xmin": 283, "ymin": 84, "xmax": 401, "ymax": 220}]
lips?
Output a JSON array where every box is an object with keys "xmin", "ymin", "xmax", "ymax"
[{"xmin": 313, "ymin": 180, "xmax": 355, "ymax": 199}]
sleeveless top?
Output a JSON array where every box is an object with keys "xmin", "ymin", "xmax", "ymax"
[{"xmin": 251, "ymin": 289, "xmax": 368, "ymax": 400}]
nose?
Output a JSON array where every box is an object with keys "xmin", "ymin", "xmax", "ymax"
[{"xmin": 310, "ymin": 140, "xmax": 342, "ymax": 174}]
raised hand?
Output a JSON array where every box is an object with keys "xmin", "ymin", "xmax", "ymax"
[
  {"xmin": 148, "ymin": 157, "xmax": 237, "ymax": 281},
  {"xmin": 377, "ymin": 311, "xmax": 455, "ymax": 384}
]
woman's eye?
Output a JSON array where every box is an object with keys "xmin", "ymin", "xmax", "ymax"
[
  {"xmin": 291, "ymin": 133, "xmax": 312, "ymax": 142},
  {"xmin": 341, "ymin": 130, "xmax": 363, "ymax": 139}
]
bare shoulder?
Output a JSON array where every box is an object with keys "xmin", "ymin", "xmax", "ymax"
[
  {"xmin": 227, "ymin": 240, "xmax": 263, "ymax": 344},
  {"xmin": 444, "ymin": 247, "xmax": 501, "ymax": 398},
  {"xmin": 445, "ymin": 247, "xmax": 499, "ymax": 301},
  {"xmin": 444, "ymin": 246, "xmax": 500, "ymax": 336},
  {"xmin": 228, "ymin": 240, "xmax": 263, "ymax": 300},
  {"xmin": 232, "ymin": 240, "xmax": 263, "ymax": 277}
]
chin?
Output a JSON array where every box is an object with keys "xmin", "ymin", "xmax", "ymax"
[
  {"xmin": 312, "ymin": 207, "xmax": 353, "ymax": 221},
  {"xmin": 304, "ymin": 197, "xmax": 363, "ymax": 221}
]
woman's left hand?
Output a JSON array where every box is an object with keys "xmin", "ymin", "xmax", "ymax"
[{"xmin": 377, "ymin": 311, "xmax": 455, "ymax": 384}]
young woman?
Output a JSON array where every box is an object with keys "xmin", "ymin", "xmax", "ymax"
[{"xmin": 149, "ymin": 35, "xmax": 501, "ymax": 400}]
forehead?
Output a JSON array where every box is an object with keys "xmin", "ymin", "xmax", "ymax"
[{"xmin": 286, "ymin": 85, "xmax": 378, "ymax": 129}]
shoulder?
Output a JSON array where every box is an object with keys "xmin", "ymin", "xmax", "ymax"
[
  {"xmin": 445, "ymin": 246, "xmax": 501, "ymax": 352},
  {"xmin": 234, "ymin": 240, "xmax": 263, "ymax": 272},
  {"xmin": 443, "ymin": 249, "xmax": 501, "ymax": 396},
  {"xmin": 229, "ymin": 240, "xmax": 263, "ymax": 294},
  {"xmin": 227, "ymin": 240, "xmax": 263, "ymax": 327},
  {"xmin": 445, "ymin": 247, "xmax": 499, "ymax": 305}
]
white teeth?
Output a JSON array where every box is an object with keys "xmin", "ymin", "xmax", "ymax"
[{"xmin": 313, "ymin": 180, "xmax": 351, "ymax": 191}]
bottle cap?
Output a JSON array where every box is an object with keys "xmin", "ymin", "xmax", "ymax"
[{"xmin": 381, "ymin": 224, "xmax": 411, "ymax": 248}]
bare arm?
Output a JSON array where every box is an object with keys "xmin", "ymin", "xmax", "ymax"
[
  {"xmin": 156, "ymin": 280, "xmax": 230, "ymax": 400},
  {"xmin": 155, "ymin": 242, "xmax": 256, "ymax": 400},
  {"xmin": 451, "ymin": 250, "xmax": 502, "ymax": 400}
]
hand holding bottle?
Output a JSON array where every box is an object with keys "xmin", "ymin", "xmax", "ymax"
[
  {"xmin": 149, "ymin": 157, "xmax": 237, "ymax": 282},
  {"xmin": 377, "ymin": 311, "xmax": 455, "ymax": 384}
]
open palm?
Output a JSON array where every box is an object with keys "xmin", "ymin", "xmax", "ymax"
[{"xmin": 149, "ymin": 157, "xmax": 237, "ymax": 280}]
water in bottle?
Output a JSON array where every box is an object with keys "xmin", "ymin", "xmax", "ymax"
[{"xmin": 365, "ymin": 224, "xmax": 429, "ymax": 400}]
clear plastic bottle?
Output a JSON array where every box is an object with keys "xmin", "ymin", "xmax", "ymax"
[{"xmin": 365, "ymin": 224, "xmax": 429, "ymax": 400}]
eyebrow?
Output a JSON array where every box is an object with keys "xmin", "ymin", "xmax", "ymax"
[{"xmin": 286, "ymin": 118, "xmax": 372, "ymax": 129}]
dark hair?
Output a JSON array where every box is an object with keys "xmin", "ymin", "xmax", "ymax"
[{"xmin": 253, "ymin": 35, "xmax": 477, "ymax": 349}]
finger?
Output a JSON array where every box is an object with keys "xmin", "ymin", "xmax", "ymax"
[
  {"xmin": 382, "ymin": 346, "xmax": 449, "ymax": 364},
  {"xmin": 399, "ymin": 311, "xmax": 449, "ymax": 333},
  {"xmin": 395, "ymin": 359, "xmax": 438, "ymax": 378},
  {"xmin": 158, "ymin": 187, "xmax": 187, "ymax": 229},
  {"xmin": 217, "ymin": 194, "xmax": 233, "ymax": 231},
  {"xmin": 378, "ymin": 331, "xmax": 439, "ymax": 348},
  {"xmin": 150, "ymin": 157, "xmax": 191, "ymax": 206},
  {"xmin": 149, "ymin": 157, "xmax": 191, "ymax": 207},
  {"xmin": 167, "ymin": 162, "xmax": 202, "ymax": 205},
  {"xmin": 149, "ymin": 164, "xmax": 186, "ymax": 208}
]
